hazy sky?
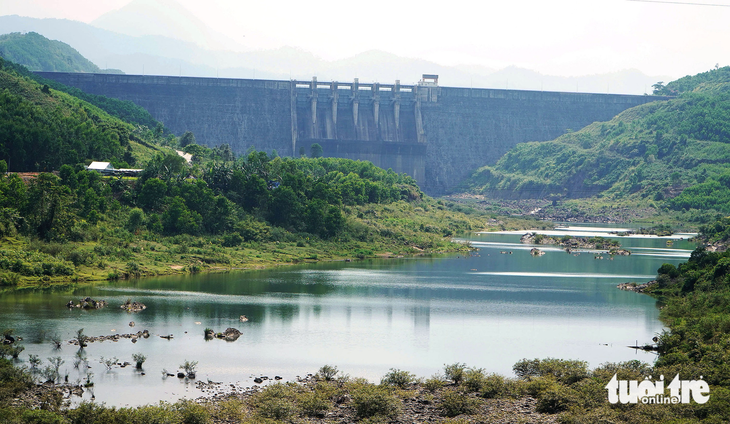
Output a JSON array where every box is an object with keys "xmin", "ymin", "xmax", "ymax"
[{"xmin": 2, "ymin": 0, "xmax": 728, "ymax": 79}]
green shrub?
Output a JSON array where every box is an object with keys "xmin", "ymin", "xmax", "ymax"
[
  {"xmin": 513, "ymin": 358, "xmax": 589, "ymax": 385},
  {"xmin": 380, "ymin": 368, "xmax": 416, "ymax": 388},
  {"xmin": 316, "ymin": 364, "xmax": 339, "ymax": 381},
  {"xmin": 439, "ymin": 388, "xmax": 478, "ymax": 417},
  {"xmin": 297, "ymin": 390, "xmax": 330, "ymax": 417},
  {"xmin": 176, "ymin": 400, "xmax": 210, "ymax": 424},
  {"xmin": 424, "ymin": 374, "xmax": 447, "ymax": 392},
  {"xmin": 134, "ymin": 403, "xmax": 181, "ymax": 424},
  {"xmin": 132, "ymin": 353, "xmax": 146, "ymax": 369},
  {"xmin": 250, "ymin": 383, "xmax": 297, "ymax": 420},
  {"xmin": 20, "ymin": 408, "xmax": 68, "ymax": 424},
  {"xmin": 350, "ymin": 383, "xmax": 401, "ymax": 419},
  {"xmin": 222, "ymin": 233, "xmax": 243, "ymax": 247},
  {"xmin": 0, "ymin": 271, "xmax": 20, "ymax": 287},
  {"xmin": 591, "ymin": 360, "xmax": 652, "ymax": 382},
  {"xmin": 480, "ymin": 374, "xmax": 509, "ymax": 399},
  {"xmin": 0, "ymin": 358, "xmax": 33, "ymax": 402},
  {"xmin": 535, "ymin": 385, "xmax": 580, "ymax": 414},
  {"xmin": 444, "ymin": 362, "xmax": 467, "ymax": 384},
  {"xmin": 462, "ymin": 368, "xmax": 486, "ymax": 392}
]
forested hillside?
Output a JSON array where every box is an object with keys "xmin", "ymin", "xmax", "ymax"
[
  {"xmin": 0, "ymin": 32, "xmax": 119, "ymax": 74},
  {"xmin": 460, "ymin": 66, "xmax": 730, "ymax": 220},
  {"xmin": 0, "ymin": 52, "xmax": 160, "ymax": 129},
  {"xmin": 0, "ymin": 56, "xmax": 159, "ymax": 171}
]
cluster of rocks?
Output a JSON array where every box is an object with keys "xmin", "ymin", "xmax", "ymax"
[
  {"xmin": 705, "ymin": 242, "xmax": 728, "ymax": 253},
  {"xmin": 520, "ymin": 233, "xmax": 630, "ymax": 255},
  {"xmin": 68, "ymin": 329, "xmax": 150, "ymax": 346},
  {"xmin": 617, "ymin": 280, "xmax": 657, "ymax": 293},
  {"xmin": 204, "ymin": 327, "xmax": 242, "ymax": 341},
  {"xmin": 253, "ymin": 375, "xmax": 282, "ymax": 384},
  {"xmin": 121, "ymin": 300, "xmax": 146, "ymax": 312},
  {"xmin": 66, "ymin": 297, "xmax": 107, "ymax": 309},
  {"xmin": 3, "ymin": 333, "xmax": 19, "ymax": 344},
  {"xmin": 530, "ymin": 248, "xmax": 545, "ymax": 256}
]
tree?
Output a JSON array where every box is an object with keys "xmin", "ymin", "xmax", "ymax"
[
  {"xmin": 138, "ymin": 178, "xmax": 167, "ymax": 211},
  {"xmin": 310, "ymin": 143, "xmax": 323, "ymax": 158},
  {"xmin": 179, "ymin": 131, "xmax": 196, "ymax": 148},
  {"xmin": 652, "ymin": 82, "xmax": 665, "ymax": 95},
  {"xmin": 267, "ymin": 186, "xmax": 301, "ymax": 228},
  {"xmin": 161, "ymin": 196, "xmax": 202, "ymax": 235},
  {"xmin": 215, "ymin": 144, "xmax": 235, "ymax": 162}
]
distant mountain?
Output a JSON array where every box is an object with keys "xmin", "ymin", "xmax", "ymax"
[
  {"xmin": 0, "ymin": 32, "xmax": 121, "ymax": 73},
  {"xmin": 91, "ymin": 0, "xmax": 243, "ymax": 51},
  {"xmin": 475, "ymin": 66, "xmax": 663, "ymax": 95},
  {"xmin": 0, "ymin": 15, "xmax": 667, "ymax": 94}
]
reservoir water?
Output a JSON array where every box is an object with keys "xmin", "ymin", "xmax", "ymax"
[{"xmin": 0, "ymin": 225, "xmax": 697, "ymax": 406}]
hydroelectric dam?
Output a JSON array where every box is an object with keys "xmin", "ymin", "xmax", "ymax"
[{"xmin": 37, "ymin": 72, "xmax": 669, "ymax": 194}]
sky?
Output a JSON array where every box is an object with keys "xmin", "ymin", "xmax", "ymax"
[{"xmin": 1, "ymin": 0, "xmax": 729, "ymax": 79}]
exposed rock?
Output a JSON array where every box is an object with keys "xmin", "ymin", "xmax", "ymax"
[
  {"xmin": 617, "ymin": 280, "xmax": 657, "ymax": 293},
  {"xmin": 706, "ymin": 242, "xmax": 728, "ymax": 253},
  {"xmin": 521, "ymin": 232, "xmax": 628, "ymax": 254},
  {"xmin": 239, "ymin": 315, "xmax": 249, "ymax": 322},
  {"xmin": 67, "ymin": 330, "xmax": 151, "ymax": 345},
  {"xmin": 121, "ymin": 300, "xmax": 146, "ymax": 313},
  {"xmin": 219, "ymin": 328, "xmax": 241, "ymax": 341},
  {"xmin": 530, "ymin": 248, "xmax": 545, "ymax": 256},
  {"xmin": 609, "ymin": 248, "xmax": 631, "ymax": 256},
  {"xmin": 67, "ymin": 297, "xmax": 107, "ymax": 309}
]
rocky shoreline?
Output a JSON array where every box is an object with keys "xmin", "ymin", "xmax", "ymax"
[
  {"xmin": 9, "ymin": 371, "xmax": 561, "ymax": 424},
  {"xmin": 193, "ymin": 374, "xmax": 559, "ymax": 424}
]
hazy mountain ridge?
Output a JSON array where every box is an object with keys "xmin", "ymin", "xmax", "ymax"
[
  {"xmin": 0, "ymin": 15, "xmax": 667, "ymax": 93},
  {"xmin": 91, "ymin": 0, "xmax": 244, "ymax": 52}
]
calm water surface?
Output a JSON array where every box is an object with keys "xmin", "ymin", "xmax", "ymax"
[{"xmin": 0, "ymin": 225, "xmax": 697, "ymax": 406}]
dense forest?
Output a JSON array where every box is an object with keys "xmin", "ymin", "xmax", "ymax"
[{"xmin": 460, "ymin": 66, "xmax": 730, "ymax": 222}]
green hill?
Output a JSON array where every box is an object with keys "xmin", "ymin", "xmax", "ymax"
[
  {"xmin": 0, "ymin": 56, "xmax": 159, "ymax": 171},
  {"xmin": 460, "ymin": 67, "xmax": 730, "ymax": 217},
  {"xmin": 1, "ymin": 54, "xmax": 161, "ymax": 133},
  {"xmin": 0, "ymin": 32, "xmax": 122, "ymax": 74}
]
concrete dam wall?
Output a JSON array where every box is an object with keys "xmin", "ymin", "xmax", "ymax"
[{"xmin": 37, "ymin": 72, "xmax": 668, "ymax": 193}]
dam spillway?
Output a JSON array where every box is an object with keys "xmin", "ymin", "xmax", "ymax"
[{"xmin": 37, "ymin": 72, "xmax": 669, "ymax": 193}]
